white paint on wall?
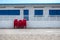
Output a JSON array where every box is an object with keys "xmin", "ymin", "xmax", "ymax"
[
  {"xmin": 0, "ymin": 5, "xmax": 60, "ymax": 28},
  {"xmin": 0, "ymin": 20, "xmax": 60, "ymax": 28},
  {"xmin": 0, "ymin": 20, "xmax": 13, "ymax": 28},
  {"xmin": 27, "ymin": 21, "xmax": 60, "ymax": 28}
]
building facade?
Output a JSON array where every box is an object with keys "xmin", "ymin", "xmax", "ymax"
[{"xmin": 0, "ymin": 4, "xmax": 60, "ymax": 28}]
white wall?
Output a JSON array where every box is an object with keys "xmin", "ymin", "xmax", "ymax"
[
  {"xmin": 0, "ymin": 6, "xmax": 60, "ymax": 28},
  {"xmin": 27, "ymin": 21, "xmax": 60, "ymax": 28},
  {"xmin": 0, "ymin": 20, "xmax": 13, "ymax": 28},
  {"xmin": 0, "ymin": 20, "xmax": 60, "ymax": 28}
]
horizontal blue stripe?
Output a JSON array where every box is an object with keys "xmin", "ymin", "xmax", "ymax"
[
  {"xmin": 0, "ymin": 3, "xmax": 60, "ymax": 5},
  {"xmin": 49, "ymin": 10, "xmax": 60, "ymax": 15},
  {"xmin": 34, "ymin": 10, "xmax": 43, "ymax": 15},
  {"xmin": 0, "ymin": 10, "xmax": 20, "ymax": 15}
]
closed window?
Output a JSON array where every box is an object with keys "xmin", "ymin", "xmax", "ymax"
[
  {"xmin": 49, "ymin": 10, "xmax": 60, "ymax": 15},
  {"xmin": 34, "ymin": 10, "xmax": 43, "ymax": 16},
  {"xmin": 0, "ymin": 10, "xmax": 20, "ymax": 15},
  {"xmin": 23, "ymin": 10, "xmax": 29, "ymax": 21},
  {"xmin": 24, "ymin": 10, "xmax": 29, "ymax": 15}
]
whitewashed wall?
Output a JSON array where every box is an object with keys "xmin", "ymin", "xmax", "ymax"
[
  {"xmin": 27, "ymin": 21, "xmax": 60, "ymax": 28},
  {"xmin": 0, "ymin": 6, "xmax": 60, "ymax": 28}
]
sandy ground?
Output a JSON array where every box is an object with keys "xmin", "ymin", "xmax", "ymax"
[{"xmin": 0, "ymin": 29, "xmax": 60, "ymax": 40}]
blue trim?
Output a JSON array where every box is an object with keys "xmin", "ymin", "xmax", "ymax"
[
  {"xmin": 24, "ymin": 10, "xmax": 29, "ymax": 15},
  {"xmin": 0, "ymin": 3, "xmax": 60, "ymax": 5},
  {"xmin": 0, "ymin": 10, "xmax": 20, "ymax": 15},
  {"xmin": 49, "ymin": 10, "xmax": 60, "ymax": 15},
  {"xmin": 24, "ymin": 10, "xmax": 29, "ymax": 21},
  {"xmin": 34, "ymin": 10, "xmax": 43, "ymax": 15}
]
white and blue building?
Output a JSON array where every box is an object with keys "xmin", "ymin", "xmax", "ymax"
[{"xmin": 0, "ymin": 3, "xmax": 60, "ymax": 28}]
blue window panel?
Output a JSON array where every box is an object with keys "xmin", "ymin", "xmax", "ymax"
[
  {"xmin": 24, "ymin": 10, "xmax": 29, "ymax": 21},
  {"xmin": 0, "ymin": 10, "xmax": 20, "ymax": 15},
  {"xmin": 49, "ymin": 10, "xmax": 60, "ymax": 15},
  {"xmin": 34, "ymin": 10, "xmax": 43, "ymax": 15},
  {"xmin": 24, "ymin": 10, "xmax": 29, "ymax": 15},
  {"xmin": 24, "ymin": 16, "xmax": 29, "ymax": 21}
]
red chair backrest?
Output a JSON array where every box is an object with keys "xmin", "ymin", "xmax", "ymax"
[
  {"xmin": 19, "ymin": 20, "xmax": 22, "ymax": 27},
  {"xmin": 23, "ymin": 19, "xmax": 27, "ymax": 27},
  {"xmin": 14, "ymin": 19, "xmax": 18, "ymax": 28},
  {"xmin": 19, "ymin": 20, "xmax": 24, "ymax": 28}
]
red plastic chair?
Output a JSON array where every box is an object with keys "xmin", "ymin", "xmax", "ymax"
[
  {"xmin": 14, "ymin": 19, "xmax": 18, "ymax": 28},
  {"xmin": 23, "ymin": 19, "xmax": 27, "ymax": 28},
  {"xmin": 18, "ymin": 20, "xmax": 23, "ymax": 28},
  {"xmin": 14, "ymin": 19, "xmax": 27, "ymax": 29},
  {"xmin": 18, "ymin": 19, "xmax": 26, "ymax": 29}
]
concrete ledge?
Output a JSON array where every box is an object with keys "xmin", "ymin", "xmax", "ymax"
[{"xmin": 0, "ymin": 29, "xmax": 60, "ymax": 40}]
